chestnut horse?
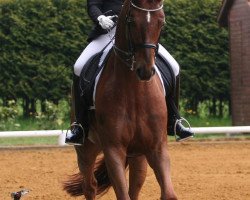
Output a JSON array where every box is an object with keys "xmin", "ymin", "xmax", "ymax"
[{"xmin": 64, "ymin": 0, "xmax": 177, "ymax": 199}]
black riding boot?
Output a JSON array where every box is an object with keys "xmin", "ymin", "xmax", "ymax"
[
  {"xmin": 167, "ymin": 75, "xmax": 194, "ymax": 142},
  {"xmin": 65, "ymin": 75, "xmax": 88, "ymax": 145}
]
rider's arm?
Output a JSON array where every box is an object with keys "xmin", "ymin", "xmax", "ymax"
[{"xmin": 87, "ymin": 0, "xmax": 104, "ymax": 23}]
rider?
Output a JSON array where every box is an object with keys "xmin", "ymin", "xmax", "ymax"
[{"xmin": 65, "ymin": 0, "xmax": 194, "ymax": 145}]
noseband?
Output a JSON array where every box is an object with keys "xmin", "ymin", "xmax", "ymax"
[{"xmin": 113, "ymin": 0, "xmax": 163, "ymax": 71}]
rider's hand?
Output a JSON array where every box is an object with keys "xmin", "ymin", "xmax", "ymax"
[{"xmin": 97, "ymin": 15, "xmax": 116, "ymax": 30}]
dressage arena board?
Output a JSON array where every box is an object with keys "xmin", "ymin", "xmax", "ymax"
[{"xmin": 1, "ymin": 141, "xmax": 249, "ymax": 200}]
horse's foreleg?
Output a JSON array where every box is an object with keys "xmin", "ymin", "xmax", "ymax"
[
  {"xmin": 103, "ymin": 147, "xmax": 130, "ymax": 200},
  {"xmin": 146, "ymin": 142, "xmax": 178, "ymax": 200},
  {"xmin": 128, "ymin": 155, "xmax": 147, "ymax": 200},
  {"xmin": 75, "ymin": 139, "xmax": 101, "ymax": 200}
]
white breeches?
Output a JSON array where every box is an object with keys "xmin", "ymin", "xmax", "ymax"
[
  {"xmin": 74, "ymin": 28, "xmax": 180, "ymax": 77},
  {"xmin": 74, "ymin": 27, "xmax": 116, "ymax": 76},
  {"xmin": 158, "ymin": 44, "xmax": 180, "ymax": 76}
]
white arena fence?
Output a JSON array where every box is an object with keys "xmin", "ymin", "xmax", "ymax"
[
  {"xmin": 0, "ymin": 126, "xmax": 250, "ymax": 146},
  {"xmin": 0, "ymin": 130, "xmax": 67, "ymax": 146}
]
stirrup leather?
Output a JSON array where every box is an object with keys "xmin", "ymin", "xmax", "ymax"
[{"xmin": 174, "ymin": 117, "xmax": 192, "ymax": 141}]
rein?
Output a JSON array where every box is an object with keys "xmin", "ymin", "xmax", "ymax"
[{"xmin": 113, "ymin": 0, "xmax": 163, "ymax": 71}]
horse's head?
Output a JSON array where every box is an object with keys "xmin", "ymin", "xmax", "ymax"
[{"xmin": 115, "ymin": 0, "xmax": 165, "ymax": 81}]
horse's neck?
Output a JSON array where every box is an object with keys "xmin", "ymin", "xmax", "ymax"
[
  {"xmin": 112, "ymin": 28, "xmax": 134, "ymax": 79},
  {"xmin": 114, "ymin": 2, "xmax": 130, "ymax": 56}
]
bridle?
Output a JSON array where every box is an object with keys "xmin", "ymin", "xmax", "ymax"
[{"xmin": 113, "ymin": 0, "xmax": 164, "ymax": 71}]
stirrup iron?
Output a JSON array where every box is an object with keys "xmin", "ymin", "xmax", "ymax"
[
  {"xmin": 174, "ymin": 117, "xmax": 192, "ymax": 141},
  {"xmin": 66, "ymin": 122, "xmax": 84, "ymax": 134},
  {"xmin": 71, "ymin": 122, "xmax": 84, "ymax": 131},
  {"xmin": 65, "ymin": 122, "xmax": 84, "ymax": 146}
]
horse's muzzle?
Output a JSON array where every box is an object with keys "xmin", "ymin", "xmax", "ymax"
[{"xmin": 136, "ymin": 66, "xmax": 156, "ymax": 81}]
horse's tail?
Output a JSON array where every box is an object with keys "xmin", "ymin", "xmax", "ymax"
[
  {"xmin": 63, "ymin": 156, "xmax": 129, "ymax": 197},
  {"xmin": 63, "ymin": 173, "xmax": 84, "ymax": 196}
]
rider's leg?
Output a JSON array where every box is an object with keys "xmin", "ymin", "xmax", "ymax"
[
  {"xmin": 74, "ymin": 28, "xmax": 116, "ymax": 77},
  {"xmin": 65, "ymin": 74, "xmax": 89, "ymax": 145},
  {"xmin": 66, "ymin": 28, "xmax": 116, "ymax": 145},
  {"xmin": 166, "ymin": 75, "xmax": 194, "ymax": 141},
  {"xmin": 158, "ymin": 44, "xmax": 194, "ymax": 141},
  {"xmin": 158, "ymin": 44, "xmax": 180, "ymax": 77}
]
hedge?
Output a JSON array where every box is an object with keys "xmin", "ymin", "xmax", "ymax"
[{"xmin": 0, "ymin": 0, "xmax": 229, "ymax": 116}]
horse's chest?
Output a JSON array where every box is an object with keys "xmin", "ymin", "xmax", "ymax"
[{"xmin": 96, "ymin": 77, "xmax": 166, "ymax": 144}]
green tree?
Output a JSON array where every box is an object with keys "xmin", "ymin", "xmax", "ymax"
[
  {"xmin": 0, "ymin": 0, "xmax": 92, "ymax": 115},
  {"xmin": 0, "ymin": 0, "xmax": 230, "ymax": 117},
  {"xmin": 162, "ymin": 0, "xmax": 229, "ymax": 115}
]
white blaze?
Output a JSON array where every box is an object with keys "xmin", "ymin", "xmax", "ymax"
[{"xmin": 147, "ymin": 11, "xmax": 151, "ymax": 22}]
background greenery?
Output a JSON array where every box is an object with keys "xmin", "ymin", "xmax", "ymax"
[{"xmin": 0, "ymin": 0, "xmax": 230, "ymax": 131}]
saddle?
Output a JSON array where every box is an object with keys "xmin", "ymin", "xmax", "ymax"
[
  {"xmin": 79, "ymin": 50, "xmax": 112, "ymax": 107},
  {"xmin": 79, "ymin": 49, "xmax": 176, "ymax": 109}
]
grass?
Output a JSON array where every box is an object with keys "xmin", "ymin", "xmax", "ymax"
[
  {"xmin": 0, "ymin": 136, "xmax": 58, "ymax": 146},
  {"xmin": 1, "ymin": 115, "xmax": 249, "ymax": 147},
  {"xmin": 0, "ymin": 117, "xmax": 69, "ymax": 131},
  {"xmin": 192, "ymin": 133, "xmax": 250, "ymax": 140},
  {"xmin": 179, "ymin": 115, "xmax": 250, "ymax": 140},
  {"xmin": 1, "ymin": 115, "xmax": 232, "ymax": 131},
  {"xmin": 0, "ymin": 116, "xmax": 68, "ymax": 146},
  {"xmin": 184, "ymin": 115, "xmax": 232, "ymax": 127}
]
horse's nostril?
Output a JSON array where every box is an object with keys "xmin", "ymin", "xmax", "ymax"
[
  {"xmin": 136, "ymin": 67, "xmax": 155, "ymax": 81},
  {"xmin": 136, "ymin": 68, "xmax": 142, "ymax": 78}
]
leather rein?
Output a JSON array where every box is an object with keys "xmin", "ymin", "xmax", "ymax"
[{"xmin": 113, "ymin": 0, "xmax": 163, "ymax": 71}]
